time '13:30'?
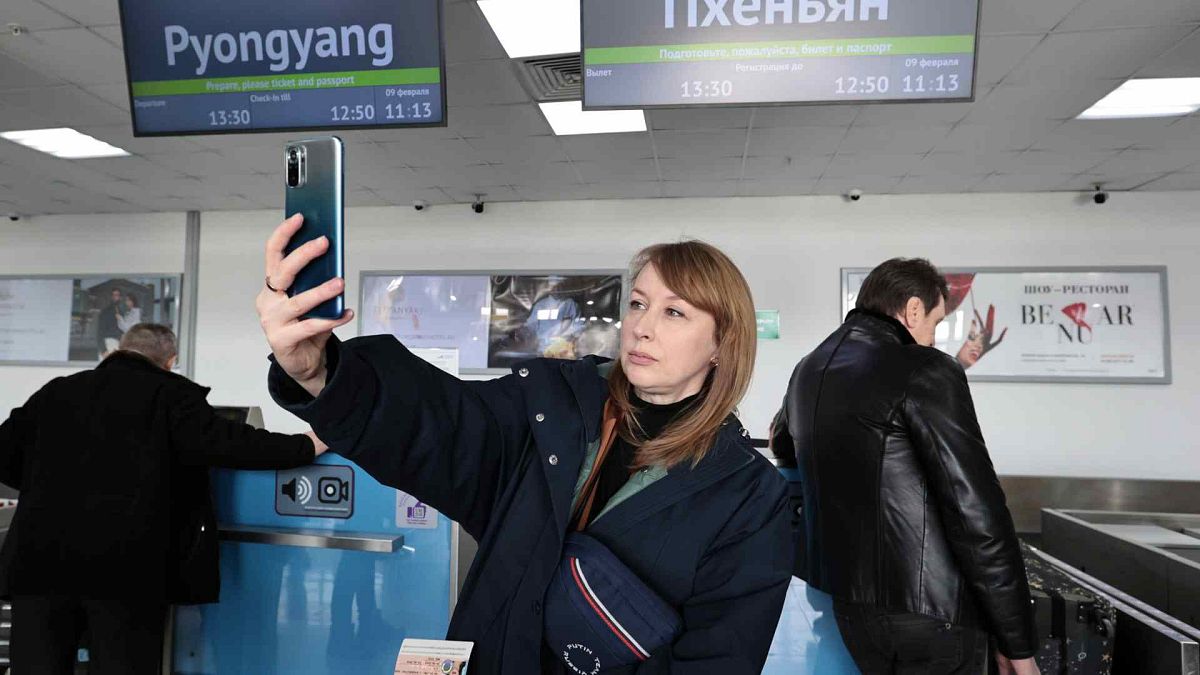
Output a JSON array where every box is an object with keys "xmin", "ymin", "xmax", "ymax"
[{"xmin": 680, "ymin": 80, "xmax": 733, "ymax": 98}]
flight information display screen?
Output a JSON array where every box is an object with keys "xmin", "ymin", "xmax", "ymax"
[
  {"xmin": 582, "ymin": 0, "xmax": 978, "ymax": 109},
  {"xmin": 117, "ymin": 0, "xmax": 445, "ymax": 135}
]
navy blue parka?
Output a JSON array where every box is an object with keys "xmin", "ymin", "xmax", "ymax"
[{"xmin": 269, "ymin": 335, "xmax": 792, "ymax": 674}]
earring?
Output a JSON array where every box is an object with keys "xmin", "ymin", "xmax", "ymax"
[{"xmin": 710, "ymin": 359, "xmax": 719, "ymax": 367}]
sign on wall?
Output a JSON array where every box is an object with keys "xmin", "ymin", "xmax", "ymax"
[
  {"xmin": 360, "ymin": 271, "xmax": 625, "ymax": 374},
  {"xmin": 0, "ymin": 275, "xmax": 181, "ymax": 366},
  {"xmin": 841, "ymin": 267, "xmax": 1171, "ymax": 383}
]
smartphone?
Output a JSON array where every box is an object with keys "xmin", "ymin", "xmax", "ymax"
[{"xmin": 283, "ymin": 136, "xmax": 344, "ymax": 320}]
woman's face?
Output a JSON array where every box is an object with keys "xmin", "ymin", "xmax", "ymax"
[
  {"xmin": 125, "ymin": 297, "xmax": 135, "ymax": 309},
  {"xmin": 620, "ymin": 263, "xmax": 719, "ymax": 405}
]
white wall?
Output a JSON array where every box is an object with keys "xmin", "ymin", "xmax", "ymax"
[
  {"xmin": 0, "ymin": 212, "xmax": 186, "ymax": 414},
  {"xmin": 195, "ymin": 191, "xmax": 1200, "ymax": 481},
  {"xmin": 3, "ymin": 193, "xmax": 1198, "ymax": 480}
]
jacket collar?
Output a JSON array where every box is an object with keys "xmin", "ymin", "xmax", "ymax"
[
  {"xmin": 844, "ymin": 308, "xmax": 917, "ymax": 346},
  {"xmin": 588, "ymin": 421, "xmax": 756, "ymax": 537},
  {"xmin": 98, "ymin": 350, "xmax": 198, "ymax": 386},
  {"xmin": 98, "ymin": 350, "xmax": 169, "ymax": 373}
]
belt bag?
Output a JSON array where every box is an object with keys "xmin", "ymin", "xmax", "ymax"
[{"xmin": 544, "ymin": 532, "xmax": 683, "ymax": 672}]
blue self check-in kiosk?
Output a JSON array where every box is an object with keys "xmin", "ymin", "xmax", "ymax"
[{"xmin": 170, "ymin": 407, "xmax": 460, "ymax": 675}]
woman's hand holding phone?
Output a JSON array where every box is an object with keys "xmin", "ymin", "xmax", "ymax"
[{"xmin": 257, "ymin": 214, "xmax": 354, "ymax": 397}]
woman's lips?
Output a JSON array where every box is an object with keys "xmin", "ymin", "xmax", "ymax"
[{"xmin": 627, "ymin": 351, "xmax": 657, "ymax": 366}]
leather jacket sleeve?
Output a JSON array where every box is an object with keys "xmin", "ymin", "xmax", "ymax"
[{"xmin": 901, "ymin": 353, "xmax": 1037, "ymax": 659}]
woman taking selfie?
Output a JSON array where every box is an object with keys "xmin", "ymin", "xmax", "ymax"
[{"xmin": 257, "ymin": 215, "xmax": 792, "ymax": 674}]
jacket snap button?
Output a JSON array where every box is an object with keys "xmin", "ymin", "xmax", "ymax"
[
  {"xmin": 519, "ymin": 368, "xmax": 529, "ymax": 377},
  {"xmin": 534, "ymin": 601, "xmax": 542, "ymax": 614},
  {"xmin": 549, "ymin": 455, "xmax": 559, "ymax": 466},
  {"xmin": 535, "ymin": 413, "xmax": 545, "ymax": 422}
]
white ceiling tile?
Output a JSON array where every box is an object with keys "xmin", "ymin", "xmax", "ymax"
[
  {"xmin": 653, "ymin": 130, "xmax": 748, "ymax": 160},
  {"xmin": 745, "ymin": 127, "xmax": 846, "ymax": 157},
  {"xmin": 574, "ymin": 159, "xmax": 660, "ymax": 183},
  {"xmin": 81, "ymin": 83, "xmax": 130, "ymax": 111},
  {"xmin": 450, "ymin": 104, "xmax": 551, "ymax": 137},
  {"xmin": 408, "ymin": 164, "xmax": 508, "ymax": 187},
  {"xmin": 1066, "ymin": 172, "xmax": 1169, "ymax": 190},
  {"xmin": 812, "ymin": 175, "xmax": 904, "ymax": 195},
  {"xmin": 36, "ymin": 0, "xmax": 120, "ymax": 26},
  {"xmin": 975, "ymin": 34, "xmax": 1045, "ymax": 86},
  {"xmin": 0, "ymin": 51, "xmax": 59, "ymax": 90},
  {"xmin": 648, "ymin": 107, "xmax": 753, "ymax": 131},
  {"xmin": 559, "ymin": 134, "xmax": 653, "ymax": 162},
  {"xmin": 79, "ymin": 124, "xmax": 206, "ymax": 155},
  {"xmin": 443, "ymin": 185, "xmax": 522, "ymax": 203},
  {"xmin": 1057, "ymin": 0, "xmax": 1200, "ymax": 31},
  {"xmin": 852, "ymin": 99, "xmax": 979, "ymax": 127},
  {"xmin": 581, "ymin": 182, "xmax": 665, "ymax": 200},
  {"xmin": 464, "ymin": 134, "xmax": 567, "ymax": 164},
  {"xmin": 2, "ymin": 84, "xmax": 127, "ymax": 126},
  {"xmin": 446, "ymin": 59, "xmax": 529, "ymax": 106},
  {"xmin": 838, "ymin": 125, "xmax": 952, "ymax": 154},
  {"xmin": 971, "ymin": 173, "xmax": 1075, "ymax": 192},
  {"xmin": 660, "ymin": 180, "xmax": 742, "ymax": 198},
  {"xmin": 822, "ymin": 153, "xmax": 923, "ymax": 178},
  {"xmin": 515, "ymin": 185, "xmax": 612, "ymax": 202},
  {"xmin": 658, "ymin": 158, "xmax": 742, "ymax": 182},
  {"xmin": 0, "ymin": 27, "xmax": 126, "ymax": 85},
  {"xmin": 489, "ymin": 161, "xmax": 582, "ymax": 185},
  {"xmin": 908, "ymin": 152, "xmax": 995, "ymax": 176},
  {"xmin": 1035, "ymin": 118, "xmax": 1180, "ymax": 152},
  {"xmin": 934, "ymin": 121, "xmax": 1062, "ymax": 153},
  {"xmin": 1090, "ymin": 148, "xmax": 1200, "ymax": 175},
  {"xmin": 90, "ymin": 24, "xmax": 122, "ymax": 49},
  {"xmin": 1003, "ymin": 27, "xmax": 1196, "ymax": 88},
  {"xmin": 218, "ymin": 146, "xmax": 288, "ymax": 174},
  {"xmin": 89, "ymin": 156, "xmax": 187, "ymax": 181},
  {"xmin": 737, "ymin": 179, "xmax": 817, "ymax": 197},
  {"xmin": 375, "ymin": 137, "xmax": 485, "ymax": 168},
  {"xmin": 893, "ymin": 173, "xmax": 989, "ymax": 194},
  {"xmin": 989, "ymin": 149, "xmax": 1114, "ymax": 174},
  {"xmin": 1135, "ymin": 172, "xmax": 1200, "ymax": 191},
  {"xmin": 753, "ymin": 105, "xmax": 859, "ymax": 128},
  {"xmin": 1138, "ymin": 28, "xmax": 1200, "ymax": 78},
  {"xmin": 0, "ymin": 0, "xmax": 79, "ymax": 31},
  {"xmin": 346, "ymin": 189, "xmax": 392, "ymax": 208},
  {"xmin": 443, "ymin": 1, "xmax": 508, "ymax": 64},
  {"xmin": 979, "ymin": 0, "xmax": 1077, "ymax": 35},
  {"xmin": 961, "ymin": 81, "xmax": 1126, "ymax": 127},
  {"xmin": 742, "ymin": 156, "xmax": 828, "ymax": 180}
]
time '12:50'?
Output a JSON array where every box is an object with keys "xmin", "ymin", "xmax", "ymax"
[
  {"xmin": 835, "ymin": 75, "xmax": 961, "ymax": 95},
  {"xmin": 329, "ymin": 103, "xmax": 435, "ymax": 122}
]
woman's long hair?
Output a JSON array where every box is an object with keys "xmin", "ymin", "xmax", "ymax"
[{"xmin": 608, "ymin": 241, "xmax": 757, "ymax": 469}]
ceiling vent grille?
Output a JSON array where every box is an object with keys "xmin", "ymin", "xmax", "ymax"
[{"xmin": 514, "ymin": 53, "xmax": 582, "ymax": 102}]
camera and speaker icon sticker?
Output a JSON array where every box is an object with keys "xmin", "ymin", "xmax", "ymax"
[{"xmin": 276, "ymin": 465, "xmax": 354, "ymax": 518}]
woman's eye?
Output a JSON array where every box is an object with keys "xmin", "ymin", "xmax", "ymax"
[
  {"xmin": 667, "ymin": 308, "xmax": 684, "ymax": 318},
  {"xmin": 629, "ymin": 300, "xmax": 646, "ymax": 310}
]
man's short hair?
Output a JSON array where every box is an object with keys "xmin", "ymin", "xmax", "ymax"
[
  {"xmin": 856, "ymin": 258, "xmax": 949, "ymax": 318},
  {"xmin": 117, "ymin": 323, "xmax": 178, "ymax": 367}
]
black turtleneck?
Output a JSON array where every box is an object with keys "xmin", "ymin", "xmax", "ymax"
[{"xmin": 573, "ymin": 390, "xmax": 699, "ymax": 530}]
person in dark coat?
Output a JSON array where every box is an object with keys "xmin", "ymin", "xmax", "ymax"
[
  {"xmin": 96, "ymin": 287, "xmax": 125, "ymax": 358},
  {"xmin": 774, "ymin": 258, "xmax": 1039, "ymax": 675},
  {"xmin": 257, "ymin": 215, "xmax": 793, "ymax": 674},
  {"xmin": 0, "ymin": 323, "xmax": 327, "ymax": 675}
]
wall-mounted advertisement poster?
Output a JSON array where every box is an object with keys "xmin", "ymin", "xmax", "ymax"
[
  {"xmin": 0, "ymin": 275, "xmax": 181, "ymax": 366},
  {"xmin": 360, "ymin": 271, "xmax": 624, "ymax": 373},
  {"xmin": 841, "ymin": 267, "xmax": 1170, "ymax": 383}
]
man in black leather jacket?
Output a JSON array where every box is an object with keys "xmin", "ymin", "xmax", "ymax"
[{"xmin": 775, "ymin": 258, "xmax": 1039, "ymax": 675}]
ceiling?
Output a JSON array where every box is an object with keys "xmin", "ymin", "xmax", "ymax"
[{"xmin": 0, "ymin": 0, "xmax": 1198, "ymax": 215}]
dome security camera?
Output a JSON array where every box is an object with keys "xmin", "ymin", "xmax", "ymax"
[
  {"xmin": 413, "ymin": 200, "xmax": 428, "ymax": 212},
  {"xmin": 1092, "ymin": 185, "xmax": 1109, "ymax": 205},
  {"xmin": 846, "ymin": 188, "xmax": 864, "ymax": 202},
  {"xmin": 471, "ymin": 195, "xmax": 485, "ymax": 214},
  {"xmin": 6, "ymin": 213, "xmax": 19, "ymax": 222}
]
